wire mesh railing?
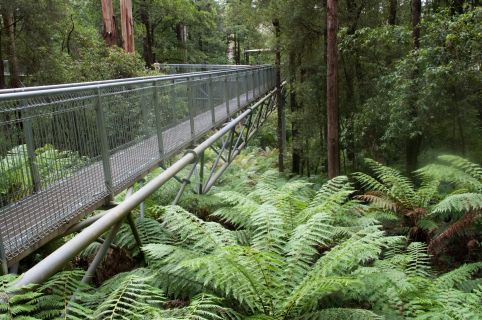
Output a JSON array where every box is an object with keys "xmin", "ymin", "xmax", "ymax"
[{"xmin": 0, "ymin": 65, "xmax": 275, "ymax": 264}]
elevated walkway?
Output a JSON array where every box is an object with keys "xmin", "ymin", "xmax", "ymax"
[{"xmin": 0, "ymin": 65, "xmax": 275, "ymax": 266}]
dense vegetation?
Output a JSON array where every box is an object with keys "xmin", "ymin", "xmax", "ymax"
[{"xmin": 1, "ymin": 149, "xmax": 481, "ymax": 319}]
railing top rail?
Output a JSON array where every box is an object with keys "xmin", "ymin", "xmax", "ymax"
[{"xmin": 0, "ymin": 65, "xmax": 271, "ymax": 98}]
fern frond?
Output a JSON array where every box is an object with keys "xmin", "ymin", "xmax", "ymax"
[
  {"xmin": 249, "ymin": 204, "xmax": 286, "ymax": 255},
  {"xmin": 438, "ymin": 155, "xmax": 482, "ymax": 182},
  {"xmin": 0, "ymin": 274, "xmax": 41, "ymax": 320},
  {"xmin": 406, "ymin": 242, "xmax": 432, "ymax": 277},
  {"xmin": 432, "ymin": 193, "xmax": 482, "ymax": 217},
  {"xmin": 92, "ymin": 274, "xmax": 164, "ymax": 320},
  {"xmin": 161, "ymin": 205, "xmax": 234, "ymax": 252},
  {"xmin": 284, "ymin": 212, "xmax": 334, "ymax": 289},
  {"xmin": 37, "ymin": 270, "xmax": 93, "ymax": 320},
  {"xmin": 433, "ymin": 262, "xmax": 482, "ymax": 290},
  {"xmin": 159, "ymin": 293, "xmax": 241, "ymax": 320},
  {"xmin": 300, "ymin": 308, "xmax": 383, "ymax": 320}
]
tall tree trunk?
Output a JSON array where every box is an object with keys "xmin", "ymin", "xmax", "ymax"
[
  {"xmin": 411, "ymin": 0, "xmax": 421, "ymax": 49},
  {"xmin": 120, "ymin": 0, "xmax": 135, "ymax": 53},
  {"xmin": 0, "ymin": 30, "xmax": 5, "ymax": 89},
  {"xmin": 289, "ymin": 51, "xmax": 301, "ymax": 175},
  {"xmin": 140, "ymin": 0, "xmax": 154, "ymax": 66},
  {"xmin": 406, "ymin": 0, "xmax": 422, "ymax": 174},
  {"xmin": 326, "ymin": 0, "xmax": 340, "ymax": 178},
  {"xmin": 2, "ymin": 9, "xmax": 21, "ymax": 88},
  {"xmin": 273, "ymin": 18, "xmax": 285, "ymax": 172},
  {"xmin": 101, "ymin": 0, "xmax": 117, "ymax": 46},
  {"xmin": 388, "ymin": 0, "xmax": 398, "ymax": 25},
  {"xmin": 176, "ymin": 23, "xmax": 188, "ymax": 63}
]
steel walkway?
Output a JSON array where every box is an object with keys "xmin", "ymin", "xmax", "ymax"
[{"xmin": 0, "ymin": 65, "xmax": 276, "ymax": 266}]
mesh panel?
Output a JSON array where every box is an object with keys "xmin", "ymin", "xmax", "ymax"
[{"xmin": 0, "ymin": 66, "xmax": 275, "ymax": 263}]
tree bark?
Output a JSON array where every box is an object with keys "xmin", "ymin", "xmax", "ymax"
[
  {"xmin": 411, "ymin": 0, "xmax": 421, "ymax": 49},
  {"xmin": 120, "ymin": 0, "xmax": 135, "ymax": 53},
  {"xmin": 1, "ymin": 9, "xmax": 20, "ymax": 88},
  {"xmin": 176, "ymin": 23, "xmax": 188, "ymax": 63},
  {"xmin": 388, "ymin": 0, "xmax": 397, "ymax": 25},
  {"xmin": 289, "ymin": 51, "xmax": 301, "ymax": 175},
  {"xmin": 140, "ymin": 0, "xmax": 154, "ymax": 66},
  {"xmin": 0, "ymin": 30, "xmax": 5, "ymax": 89},
  {"xmin": 101, "ymin": 0, "xmax": 117, "ymax": 46},
  {"xmin": 273, "ymin": 18, "xmax": 285, "ymax": 173},
  {"xmin": 326, "ymin": 0, "xmax": 340, "ymax": 178},
  {"xmin": 406, "ymin": 0, "xmax": 422, "ymax": 174}
]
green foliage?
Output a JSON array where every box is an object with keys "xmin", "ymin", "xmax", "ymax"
[{"xmin": 354, "ymin": 155, "xmax": 482, "ymax": 261}]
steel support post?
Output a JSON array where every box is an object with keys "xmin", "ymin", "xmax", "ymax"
[
  {"xmin": 152, "ymin": 81, "xmax": 165, "ymax": 158},
  {"xmin": 198, "ymin": 151, "xmax": 205, "ymax": 194},
  {"xmin": 126, "ymin": 213, "xmax": 143, "ymax": 255},
  {"xmin": 81, "ymin": 220, "xmax": 122, "ymax": 284},
  {"xmin": 187, "ymin": 79, "xmax": 195, "ymax": 139},
  {"xmin": 208, "ymin": 76, "xmax": 215, "ymax": 125},
  {"xmin": 236, "ymin": 74, "xmax": 240, "ymax": 110},
  {"xmin": 245, "ymin": 72, "xmax": 249, "ymax": 103},
  {"xmin": 172, "ymin": 159, "xmax": 198, "ymax": 205},
  {"xmin": 0, "ymin": 234, "xmax": 8, "ymax": 275},
  {"xmin": 224, "ymin": 77, "xmax": 230, "ymax": 116},
  {"xmin": 95, "ymin": 88, "xmax": 113, "ymax": 198},
  {"xmin": 203, "ymin": 135, "xmax": 231, "ymax": 193},
  {"xmin": 23, "ymin": 117, "xmax": 41, "ymax": 192}
]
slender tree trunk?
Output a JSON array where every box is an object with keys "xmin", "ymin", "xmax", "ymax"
[
  {"xmin": 120, "ymin": 0, "xmax": 135, "ymax": 53},
  {"xmin": 140, "ymin": 0, "xmax": 154, "ymax": 66},
  {"xmin": 273, "ymin": 18, "xmax": 285, "ymax": 172},
  {"xmin": 388, "ymin": 0, "xmax": 398, "ymax": 25},
  {"xmin": 326, "ymin": 0, "xmax": 340, "ymax": 178},
  {"xmin": 0, "ymin": 30, "xmax": 5, "ymax": 89},
  {"xmin": 406, "ymin": 0, "xmax": 422, "ymax": 174},
  {"xmin": 2, "ymin": 10, "xmax": 20, "ymax": 88},
  {"xmin": 101, "ymin": 0, "xmax": 117, "ymax": 46},
  {"xmin": 176, "ymin": 23, "xmax": 188, "ymax": 63},
  {"xmin": 289, "ymin": 51, "xmax": 301, "ymax": 175}
]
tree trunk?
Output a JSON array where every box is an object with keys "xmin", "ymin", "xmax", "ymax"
[
  {"xmin": 2, "ymin": 9, "xmax": 21, "ymax": 88},
  {"xmin": 0, "ymin": 30, "xmax": 5, "ymax": 89},
  {"xmin": 273, "ymin": 18, "xmax": 285, "ymax": 173},
  {"xmin": 289, "ymin": 52, "xmax": 301, "ymax": 175},
  {"xmin": 326, "ymin": 0, "xmax": 340, "ymax": 178},
  {"xmin": 388, "ymin": 0, "xmax": 397, "ymax": 25},
  {"xmin": 411, "ymin": 0, "xmax": 421, "ymax": 49},
  {"xmin": 140, "ymin": 0, "xmax": 154, "ymax": 66},
  {"xmin": 101, "ymin": 0, "xmax": 117, "ymax": 46},
  {"xmin": 176, "ymin": 23, "xmax": 188, "ymax": 63},
  {"xmin": 406, "ymin": 0, "xmax": 422, "ymax": 174},
  {"xmin": 120, "ymin": 0, "xmax": 135, "ymax": 53}
]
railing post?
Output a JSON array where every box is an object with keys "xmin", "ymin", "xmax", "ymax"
[
  {"xmin": 224, "ymin": 76, "xmax": 230, "ymax": 116},
  {"xmin": 95, "ymin": 88, "xmax": 113, "ymax": 198},
  {"xmin": 252, "ymin": 70, "xmax": 256, "ymax": 99},
  {"xmin": 0, "ymin": 232, "xmax": 8, "ymax": 274},
  {"xmin": 236, "ymin": 73, "xmax": 240, "ymax": 111},
  {"xmin": 208, "ymin": 75, "xmax": 215, "ymax": 125},
  {"xmin": 23, "ymin": 117, "xmax": 41, "ymax": 192},
  {"xmin": 152, "ymin": 81, "xmax": 164, "ymax": 158},
  {"xmin": 245, "ymin": 72, "xmax": 249, "ymax": 103},
  {"xmin": 187, "ymin": 78, "xmax": 195, "ymax": 139}
]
